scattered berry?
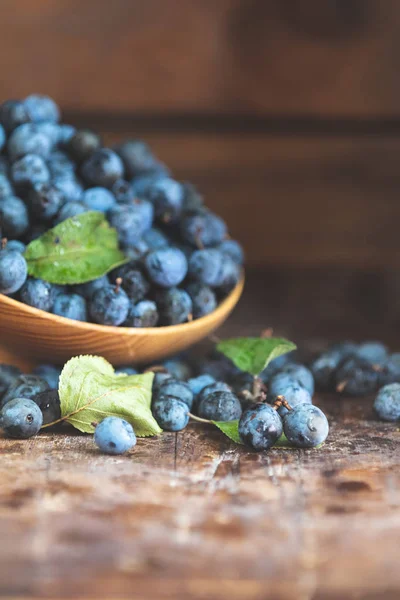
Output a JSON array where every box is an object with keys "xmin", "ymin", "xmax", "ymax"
[
  {"xmin": 239, "ymin": 403, "xmax": 283, "ymax": 450},
  {"xmin": 0, "ymin": 398, "xmax": 43, "ymax": 438},
  {"xmin": 94, "ymin": 417, "xmax": 136, "ymax": 455},
  {"xmin": 283, "ymin": 404, "xmax": 329, "ymax": 448},
  {"xmin": 374, "ymin": 384, "xmax": 400, "ymax": 422}
]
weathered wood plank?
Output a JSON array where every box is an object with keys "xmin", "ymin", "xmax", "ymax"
[
  {"xmin": 0, "ymin": 396, "xmax": 398, "ymax": 599},
  {"xmin": 1, "ymin": 0, "xmax": 400, "ymax": 117}
]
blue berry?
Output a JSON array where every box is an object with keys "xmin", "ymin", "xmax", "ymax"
[
  {"xmin": 82, "ymin": 187, "xmax": 116, "ymax": 212},
  {"xmin": 141, "ymin": 177, "xmax": 183, "ymax": 223},
  {"xmin": 152, "ymin": 372, "xmax": 173, "ymax": 393},
  {"xmin": 109, "ymin": 203, "xmax": 151, "ymax": 247},
  {"xmin": 0, "ymin": 100, "xmax": 30, "ymax": 133},
  {"xmin": 28, "ymin": 182, "xmax": 64, "ymax": 221},
  {"xmin": 111, "ymin": 179, "xmax": 135, "ymax": 203},
  {"xmin": 283, "ymin": 404, "xmax": 329, "ymax": 448},
  {"xmin": 197, "ymin": 381, "xmax": 232, "ymax": 406},
  {"xmin": 94, "ymin": 417, "xmax": 136, "ymax": 455},
  {"xmin": 0, "ymin": 247, "xmax": 28, "ymax": 295},
  {"xmin": 115, "ymin": 140, "xmax": 166, "ymax": 179},
  {"xmin": 53, "ymin": 175, "xmax": 84, "ymax": 202},
  {"xmin": 33, "ymin": 389, "xmax": 61, "ymax": 425},
  {"xmin": 5, "ymin": 240, "xmax": 25, "ymax": 253},
  {"xmin": 335, "ymin": 357, "xmax": 379, "ymax": 396},
  {"xmin": 181, "ymin": 182, "xmax": 204, "ymax": 212},
  {"xmin": 163, "ymin": 358, "xmax": 192, "ymax": 381},
  {"xmin": 260, "ymin": 353, "xmax": 293, "ymax": 384},
  {"xmin": 8, "ymin": 123, "xmax": 52, "ymax": 161},
  {"xmin": 55, "ymin": 201, "xmax": 87, "ymax": 224},
  {"xmin": 310, "ymin": 350, "xmax": 344, "ymax": 391},
  {"xmin": 115, "ymin": 366, "xmax": 138, "ymax": 376},
  {"xmin": 57, "ymin": 124, "xmax": 76, "ymax": 146},
  {"xmin": 185, "ymin": 283, "xmax": 217, "ymax": 318},
  {"xmin": 0, "ymin": 364, "xmax": 22, "ymax": 400},
  {"xmin": 23, "ymin": 94, "xmax": 60, "ymax": 124},
  {"xmin": 74, "ymin": 276, "xmax": 109, "ymax": 300},
  {"xmin": 2, "ymin": 374, "xmax": 50, "ymax": 408},
  {"xmin": 156, "ymin": 379, "xmax": 194, "ymax": 408},
  {"xmin": 280, "ymin": 364, "xmax": 314, "ymax": 395},
  {"xmin": 67, "ymin": 130, "xmax": 102, "ymax": 163},
  {"xmin": 124, "ymin": 300, "xmax": 158, "ymax": 327},
  {"xmin": 20, "ymin": 278, "xmax": 55, "ymax": 312},
  {"xmin": 32, "ymin": 365, "xmax": 61, "ymax": 390},
  {"xmin": 268, "ymin": 373, "xmax": 312, "ymax": 417},
  {"xmin": 0, "ymin": 398, "xmax": 43, "ymax": 438},
  {"xmin": 0, "ymin": 196, "xmax": 29, "ymax": 238},
  {"xmin": 120, "ymin": 269, "xmax": 150, "ymax": 303},
  {"xmin": 377, "ymin": 356, "xmax": 400, "ymax": 387},
  {"xmin": 355, "ymin": 341, "xmax": 388, "ymax": 364},
  {"xmin": 145, "ymin": 247, "xmax": 188, "ymax": 288},
  {"xmin": 216, "ymin": 257, "xmax": 240, "ymax": 295},
  {"xmin": 81, "ymin": 148, "xmax": 124, "ymax": 188},
  {"xmin": 180, "ymin": 211, "xmax": 227, "ymax": 247},
  {"xmin": 53, "ymin": 293, "xmax": 87, "ymax": 322},
  {"xmin": 0, "ymin": 124, "xmax": 5, "ymax": 152},
  {"xmin": 0, "ymin": 174, "xmax": 13, "ymax": 199},
  {"xmin": 188, "ymin": 249, "xmax": 226, "ymax": 287},
  {"xmin": 36, "ymin": 122, "xmax": 60, "ymax": 147},
  {"xmin": 238, "ymin": 403, "xmax": 283, "ymax": 450},
  {"xmin": 197, "ymin": 390, "xmax": 242, "ymax": 421},
  {"xmin": 374, "ymin": 384, "xmax": 400, "ymax": 422},
  {"xmin": 90, "ymin": 284, "xmax": 129, "ymax": 326},
  {"xmin": 218, "ymin": 239, "xmax": 244, "ymax": 265},
  {"xmin": 143, "ymin": 227, "xmax": 169, "ymax": 250},
  {"xmin": 152, "ymin": 397, "xmax": 189, "ymax": 431},
  {"xmin": 155, "ymin": 288, "xmax": 193, "ymax": 325},
  {"xmin": 11, "ymin": 154, "xmax": 50, "ymax": 190},
  {"xmin": 187, "ymin": 374, "xmax": 216, "ymax": 397}
]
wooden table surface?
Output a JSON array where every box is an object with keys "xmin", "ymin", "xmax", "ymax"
[{"xmin": 1, "ymin": 268, "xmax": 399, "ymax": 600}]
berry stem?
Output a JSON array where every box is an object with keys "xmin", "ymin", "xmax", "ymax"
[
  {"xmin": 114, "ymin": 277, "xmax": 122, "ymax": 293},
  {"xmin": 272, "ymin": 395, "xmax": 292, "ymax": 412},
  {"xmin": 189, "ymin": 413, "xmax": 213, "ymax": 424},
  {"xmin": 1, "ymin": 238, "xmax": 7, "ymax": 250},
  {"xmin": 143, "ymin": 365, "xmax": 168, "ymax": 374}
]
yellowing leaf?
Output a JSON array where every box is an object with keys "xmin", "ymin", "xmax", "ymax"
[{"xmin": 58, "ymin": 355, "xmax": 161, "ymax": 436}]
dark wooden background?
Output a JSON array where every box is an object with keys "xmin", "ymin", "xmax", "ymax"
[{"xmin": 1, "ymin": 0, "xmax": 400, "ymax": 268}]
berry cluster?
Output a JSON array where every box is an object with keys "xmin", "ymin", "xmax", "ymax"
[{"xmin": 0, "ymin": 94, "xmax": 243, "ymax": 326}]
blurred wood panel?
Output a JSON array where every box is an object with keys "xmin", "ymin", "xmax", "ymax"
[
  {"xmin": 98, "ymin": 128, "xmax": 400, "ymax": 267},
  {"xmin": 1, "ymin": 0, "xmax": 400, "ymax": 117}
]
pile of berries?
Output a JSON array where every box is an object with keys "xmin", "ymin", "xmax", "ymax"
[{"xmin": 0, "ymin": 94, "xmax": 243, "ymax": 326}]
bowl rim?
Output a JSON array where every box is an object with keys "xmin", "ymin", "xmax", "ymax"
[{"xmin": 0, "ymin": 274, "xmax": 244, "ymax": 336}]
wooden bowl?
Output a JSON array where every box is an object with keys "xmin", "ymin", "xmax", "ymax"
[{"xmin": 0, "ymin": 276, "xmax": 244, "ymax": 369}]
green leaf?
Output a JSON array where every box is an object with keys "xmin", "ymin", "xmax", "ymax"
[
  {"xmin": 58, "ymin": 355, "xmax": 161, "ymax": 436},
  {"xmin": 212, "ymin": 420, "xmax": 243, "ymax": 444},
  {"xmin": 24, "ymin": 211, "xmax": 128, "ymax": 284},
  {"xmin": 217, "ymin": 337, "xmax": 297, "ymax": 376}
]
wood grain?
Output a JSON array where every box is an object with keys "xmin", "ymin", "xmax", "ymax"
[
  {"xmin": 0, "ymin": 277, "xmax": 243, "ymax": 367},
  {"xmin": 1, "ymin": 0, "xmax": 400, "ymax": 117},
  {"xmin": 0, "ymin": 396, "xmax": 397, "ymax": 599}
]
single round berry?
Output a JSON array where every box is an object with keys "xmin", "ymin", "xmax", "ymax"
[
  {"xmin": 124, "ymin": 300, "xmax": 158, "ymax": 328},
  {"xmin": 156, "ymin": 379, "xmax": 194, "ymax": 409},
  {"xmin": 27, "ymin": 182, "xmax": 64, "ymax": 221},
  {"xmin": 197, "ymin": 381, "xmax": 232, "ymax": 406},
  {"xmin": 336, "ymin": 357, "xmax": 379, "ymax": 396},
  {"xmin": 20, "ymin": 278, "xmax": 55, "ymax": 312},
  {"xmin": 81, "ymin": 148, "xmax": 124, "ymax": 188},
  {"xmin": 109, "ymin": 203, "xmax": 150, "ymax": 247},
  {"xmin": 120, "ymin": 269, "xmax": 150, "ymax": 304},
  {"xmin": 32, "ymin": 365, "xmax": 61, "ymax": 390},
  {"xmin": 2, "ymin": 374, "xmax": 50, "ymax": 408},
  {"xmin": 188, "ymin": 249, "xmax": 225, "ymax": 287},
  {"xmin": 197, "ymin": 390, "xmax": 242, "ymax": 422},
  {"xmin": 152, "ymin": 372, "xmax": 173, "ymax": 394},
  {"xmin": 163, "ymin": 359, "xmax": 192, "ymax": 381},
  {"xmin": 141, "ymin": 177, "xmax": 183, "ymax": 223},
  {"xmin": 94, "ymin": 417, "xmax": 137, "ymax": 455},
  {"xmin": 374, "ymin": 383, "xmax": 400, "ymax": 422},
  {"xmin": 53, "ymin": 293, "xmax": 87, "ymax": 322},
  {"xmin": 0, "ymin": 196, "xmax": 29, "ymax": 238},
  {"xmin": 143, "ymin": 227, "xmax": 169, "ymax": 250},
  {"xmin": 186, "ymin": 283, "xmax": 217, "ymax": 318},
  {"xmin": 114, "ymin": 139, "xmax": 164, "ymax": 179},
  {"xmin": 90, "ymin": 284, "xmax": 130, "ymax": 326},
  {"xmin": 152, "ymin": 397, "xmax": 189, "ymax": 431},
  {"xmin": 5, "ymin": 240, "xmax": 25, "ymax": 253},
  {"xmin": 74, "ymin": 275, "xmax": 109, "ymax": 300},
  {"xmin": 8, "ymin": 123, "xmax": 52, "ymax": 161},
  {"xmin": 355, "ymin": 341, "xmax": 388, "ymax": 364},
  {"xmin": 67, "ymin": 129, "xmax": 102, "ymax": 163},
  {"xmin": 0, "ymin": 174, "xmax": 13, "ymax": 200},
  {"xmin": 0, "ymin": 248, "xmax": 28, "ymax": 295},
  {"xmin": 181, "ymin": 182, "xmax": 204, "ymax": 212},
  {"xmin": 155, "ymin": 288, "xmax": 193, "ymax": 325},
  {"xmin": 53, "ymin": 175, "xmax": 84, "ymax": 202},
  {"xmin": 180, "ymin": 211, "xmax": 227, "ymax": 247},
  {"xmin": 23, "ymin": 94, "xmax": 60, "ymax": 124},
  {"xmin": 111, "ymin": 179, "xmax": 135, "ymax": 203},
  {"xmin": 11, "ymin": 153, "xmax": 50, "ymax": 190},
  {"xmin": 0, "ymin": 99, "xmax": 30, "ymax": 133},
  {"xmin": 0, "ymin": 398, "xmax": 43, "ymax": 439},
  {"xmin": 239, "ymin": 403, "xmax": 283, "ymax": 450},
  {"xmin": 218, "ymin": 239, "xmax": 244, "ymax": 265},
  {"xmin": 145, "ymin": 248, "xmax": 188, "ymax": 288},
  {"xmin": 283, "ymin": 404, "xmax": 329, "ymax": 448},
  {"xmin": 82, "ymin": 187, "xmax": 116, "ymax": 212},
  {"xmin": 33, "ymin": 389, "xmax": 61, "ymax": 425}
]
